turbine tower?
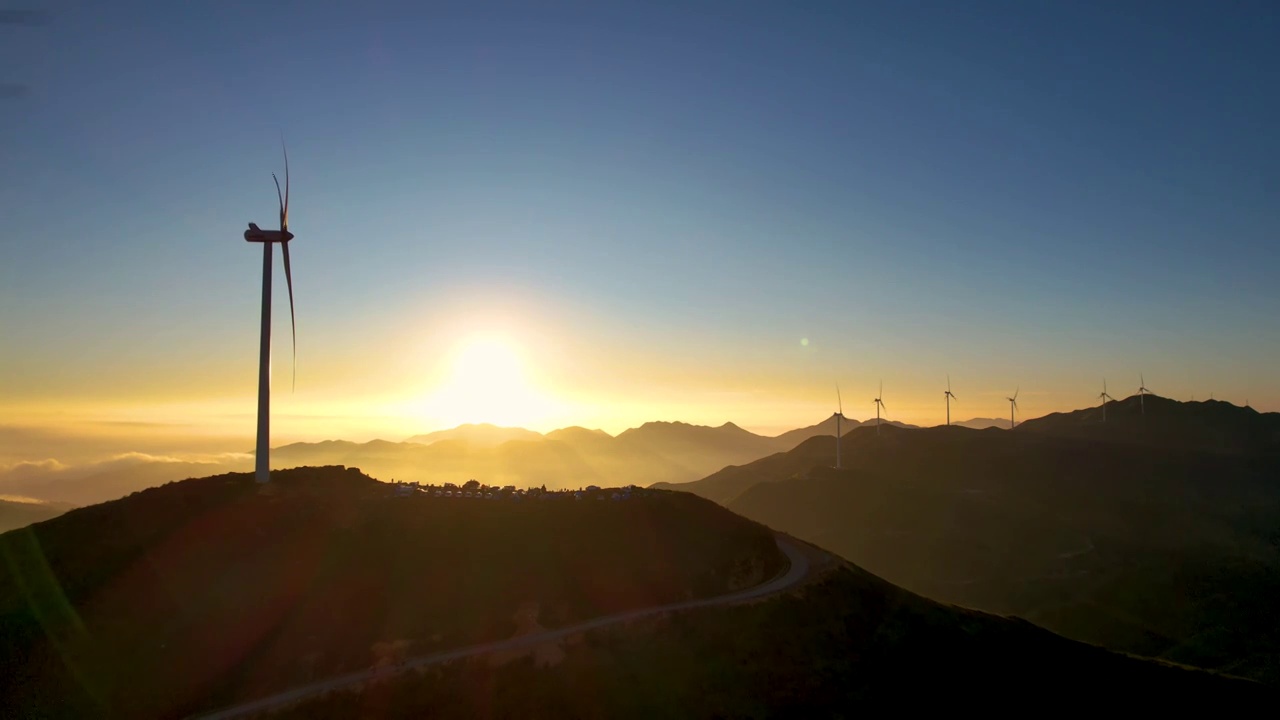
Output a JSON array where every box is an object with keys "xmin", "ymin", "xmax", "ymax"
[
  {"xmin": 873, "ymin": 381, "xmax": 887, "ymax": 436},
  {"xmin": 1007, "ymin": 387, "xmax": 1019, "ymax": 429},
  {"xmin": 944, "ymin": 375, "xmax": 957, "ymax": 427},
  {"xmin": 243, "ymin": 143, "xmax": 297, "ymax": 484},
  {"xmin": 1138, "ymin": 374, "xmax": 1151, "ymax": 416},
  {"xmin": 835, "ymin": 385, "xmax": 844, "ymax": 469},
  {"xmin": 1098, "ymin": 379, "xmax": 1114, "ymax": 423}
]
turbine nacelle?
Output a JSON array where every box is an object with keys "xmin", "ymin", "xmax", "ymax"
[{"xmin": 244, "ymin": 223, "xmax": 295, "ymax": 243}]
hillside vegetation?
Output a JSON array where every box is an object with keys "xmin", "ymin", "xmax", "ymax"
[
  {"xmin": 0, "ymin": 467, "xmax": 783, "ymax": 719},
  {"xmin": 659, "ymin": 405, "xmax": 1280, "ymax": 684},
  {"xmin": 274, "ymin": 564, "xmax": 1269, "ymax": 718}
]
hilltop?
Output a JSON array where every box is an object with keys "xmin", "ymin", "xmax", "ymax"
[
  {"xmin": 659, "ymin": 417, "xmax": 1280, "ymax": 684},
  {"xmin": 405, "ymin": 423, "xmax": 544, "ymax": 448},
  {"xmin": 0, "ymin": 467, "xmax": 782, "ymax": 719},
  {"xmin": 1018, "ymin": 394, "xmax": 1280, "ymax": 455},
  {"xmin": 2, "ymin": 467, "xmax": 1267, "ymax": 718}
]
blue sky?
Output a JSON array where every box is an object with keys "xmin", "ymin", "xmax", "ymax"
[{"xmin": 1, "ymin": 0, "xmax": 1278, "ymax": 445}]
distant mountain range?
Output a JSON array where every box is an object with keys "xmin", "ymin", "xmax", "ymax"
[
  {"xmin": 0, "ymin": 416, "xmax": 871, "ymax": 507},
  {"xmin": 269, "ymin": 420, "xmax": 834, "ymax": 495},
  {"xmin": 952, "ymin": 417, "xmax": 1010, "ymax": 430},
  {"xmin": 652, "ymin": 396, "xmax": 1280, "ymax": 685},
  {"xmin": 405, "ymin": 423, "xmax": 545, "ymax": 448},
  {"xmin": 4, "ymin": 394, "xmax": 1271, "ymax": 512},
  {"xmin": 0, "ymin": 497, "xmax": 76, "ymax": 533}
]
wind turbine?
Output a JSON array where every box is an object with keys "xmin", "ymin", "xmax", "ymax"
[
  {"xmin": 1007, "ymin": 387, "xmax": 1019, "ymax": 429},
  {"xmin": 1138, "ymin": 374, "xmax": 1151, "ymax": 416},
  {"xmin": 944, "ymin": 375, "xmax": 957, "ymax": 426},
  {"xmin": 1098, "ymin": 379, "xmax": 1114, "ymax": 423},
  {"xmin": 243, "ymin": 142, "xmax": 297, "ymax": 484},
  {"xmin": 835, "ymin": 385, "xmax": 844, "ymax": 469},
  {"xmin": 873, "ymin": 381, "xmax": 887, "ymax": 436}
]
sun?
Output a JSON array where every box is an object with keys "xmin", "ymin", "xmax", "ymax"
[{"xmin": 414, "ymin": 335, "xmax": 563, "ymax": 429}]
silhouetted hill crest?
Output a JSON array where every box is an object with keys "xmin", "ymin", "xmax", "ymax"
[{"xmin": 1018, "ymin": 394, "xmax": 1280, "ymax": 455}]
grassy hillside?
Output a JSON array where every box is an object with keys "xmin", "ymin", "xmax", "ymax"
[
  {"xmin": 694, "ymin": 424, "xmax": 1280, "ymax": 684},
  {"xmin": 0, "ymin": 467, "xmax": 783, "ymax": 719},
  {"xmin": 273, "ymin": 563, "xmax": 1269, "ymax": 718}
]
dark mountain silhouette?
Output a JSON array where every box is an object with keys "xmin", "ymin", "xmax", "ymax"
[
  {"xmin": 767, "ymin": 413, "xmax": 862, "ymax": 448},
  {"xmin": 613, "ymin": 421, "xmax": 784, "ymax": 474},
  {"xmin": 1017, "ymin": 394, "xmax": 1280, "ymax": 455},
  {"xmin": 405, "ymin": 423, "xmax": 544, "ymax": 448},
  {"xmin": 0, "ymin": 467, "xmax": 783, "ymax": 718},
  {"xmin": 658, "ymin": 420, "xmax": 1280, "ymax": 684},
  {"xmin": 0, "ymin": 467, "xmax": 1265, "ymax": 718}
]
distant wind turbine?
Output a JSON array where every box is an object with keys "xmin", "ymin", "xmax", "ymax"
[
  {"xmin": 835, "ymin": 385, "xmax": 844, "ymax": 469},
  {"xmin": 944, "ymin": 375, "xmax": 957, "ymax": 427},
  {"xmin": 1007, "ymin": 387, "xmax": 1019, "ymax": 429},
  {"xmin": 873, "ymin": 381, "xmax": 887, "ymax": 436},
  {"xmin": 1098, "ymin": 379, "xmax": 1114, "ymax": 423},
  {"xmin": 243, "ymin": 141, "xmax": 297, "ymax": 484},
  {"xmin": 1138, "ymin": 374, "xmax": 1151, "ymax": 416}
]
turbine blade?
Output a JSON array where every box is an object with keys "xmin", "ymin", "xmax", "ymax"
[
  {"xmin": 273, "ymin": 172, "xmax": 285, "ymax": 229},
  {"xmin": 837, "ymin": 385, "xmax": 843, "ymax": 415},
  {"xmin": 281, "ymin": 240, "xmax": 297, "ymax": 392},
  {"xmin": 281, "ymin": 138, "xmax": 290, "ymax": 228}
]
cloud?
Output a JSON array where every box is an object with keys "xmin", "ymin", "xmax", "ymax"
[
  {"xmin": 0, "ymin": 494, "xmax": 52, "ymax": 505},
  {"xmin": 0, "ymin": 458, "xmax": 68, "ymax": 477},
  {"xmin": 0, "ymin": 451, "xmax": 253, "ymax": 506}
]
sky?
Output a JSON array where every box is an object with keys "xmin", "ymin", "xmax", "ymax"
[{"xmin": 2, "ymin": 0, "xmax": 1278, "ymax": 460}]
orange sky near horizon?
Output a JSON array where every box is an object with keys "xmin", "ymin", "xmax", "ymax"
[
  {"xmin": 3, "ymin": 282, "xmax": 1270, "ymax": 467},
  {"xmin": 3, "ymin": 313, "xmax": 1264, "ymax": 469}
]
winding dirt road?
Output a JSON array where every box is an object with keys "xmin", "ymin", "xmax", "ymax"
[{"xmin": 193, "ymin": 535, "xmax": 813, "ymax": 720}]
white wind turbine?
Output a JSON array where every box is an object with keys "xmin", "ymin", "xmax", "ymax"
[
  {"xmin": 835, "ymin": 385, "xmax": 844, "ymax": 469},
  {"xmin": 1007, "ymin": 387, "xmax": 1019, "ymax": 429},
  {"xmin": 1138, "ymin": 373, "xmax": 1151, "ymax": 416},
  {"xmin": 873, "ymin": 381, "xmax": 887, "ymax": 436},
  {"xmin": 944, "ymin": 375, "xmax": 957, "ymax": 427},
  {"xmin": 1098, "ymin": 379, "xmax": 1114, "ymax": 423},
  {"xmin": 243, "ymin": 143, "xmax": 297, "ymax": 484}
]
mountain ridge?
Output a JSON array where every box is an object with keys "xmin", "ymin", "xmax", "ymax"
[
  {"xmin": 651, "ymin": 402, "xmax": 1280, "ymax": 685},
  {"xmin": 1, "ymin": 467, "xmax": 1267, "ymax": 717}
]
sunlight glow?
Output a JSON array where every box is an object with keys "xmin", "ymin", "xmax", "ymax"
[{"xmin": 412, "ymin": 335, "xmax": 566, "ymax": 429}]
